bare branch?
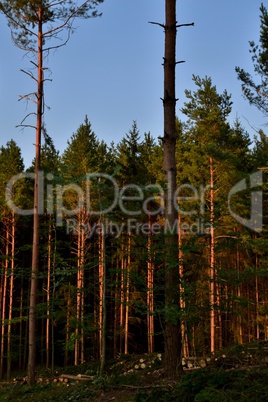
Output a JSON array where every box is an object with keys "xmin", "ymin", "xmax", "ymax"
[
  {"xmin": 20, "ymin": 69, "xmax": 38, "ymax": 82},
  {"xmin": 16, "ymin": 124, "xmax": 37, "ymax": 130},
  {"xmin": 18, "ymin": 93, "xmax": 37, "ymax": 104},
  {"xmin": 242, "ymin": 116, "xmax": 260, "ymax": 134},
  {"xmin": 43, "ymin": 28, "xmax": 71, "ymax": 52},
  {"xmin": 30, "ymin": 60, "xmax": 38, "ymax": 68},
  {"xmin": 16, "ymin": 112, "xmax": 37, "ymax": 127},
  {"xmin": 148, "ymin": 21, "xmax": 165, "ymax": 29},
  {"xmin": 48, "ymin": 0, "xmax": 67, "ymax": 7},
  {"xmin": 176, "ymin": 22, "xmax": 195, "ymax": 28}
]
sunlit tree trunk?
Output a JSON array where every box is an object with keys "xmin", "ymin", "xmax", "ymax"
[
  {"xmin": 46, "ymin": 216, "xmax": 52, "ymax": 369},
  {"xmin": 99, "ymin": 224, "xmax": 106, "ymax": 375},
  {"xmin": 236, "ymin": 244, "xmax": 243, "ymax": 344},
  {"xmin": 99, "ymin": 225, "xmax": 104, "ymax": 358},
  {"xmin": 178, "ymin": 217, "xmax": 189, "ymax": 357},
  {"xmin": 74, "ymin": 210, "xmax": 86, "ymax": 365},
  {"xmin": 80, "ymin": 217, "xmax": 85, "ymax": 364},
  {"xmin": 19, "ymin": 282, "xmax": 24, "ymax": 370},
  {"xmin": 0, "ymin": 222, "xmax": 9, "ymax": 380},
  {"xmin": 113, "ymin": 257, "xmax": 120, "ymax": 358},
  {"xmin": 255, "ymin": 252, "xmax": 260, "ymax": 340},
  {"xmin": 119, "ymin": 244, "xmax": 125, "ymax": 354},
  {"xmin": 210, "ymin": 157, "xmax": 215, "ymax": 354},
  {"xmin": 215, "ymin": 281, "xmax": 222, "ymax": 349},
  {"xmin": 124, "ymin": 236, "xmax": 130, "ymax": 355},
  {"xmin": 75, "ymin": 216, "xmax": 82, "ymax": 365},
  {"xmin": 7, "ymin": 212, "xmax": 15, "ymax": 380},
  {"xmin": 147, "ymin": 221, "xmax": 154, "ymax": 354},
  {"xmin": 64, "ymin": 283, "xmax": 72, "ymax": 366}
]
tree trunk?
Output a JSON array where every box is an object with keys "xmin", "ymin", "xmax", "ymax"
[
  {"xmin": 119, "ymin": 245, "xmax": 125, "ymax": 354},
  {"xmin": 209, "ymin": 157, "xmax": 215, "ymax": 354},
  {"xmin": 64, "ymin": 284, "xmax": 71, "ymax": 366},
  {"xmin": 178, "ymin": 216, "xmax": 189, "ymax": 357},
  {"xmin": 75, "ymin": 216, "xmax": 82, "ymax": 366},
  {"xmin": 46, "ymin": 216, "xmax": 52, "ymax": 369},
  {"xmin": 163, "ymin": 0, "xmax": 181, "ymax": 377},
  {"xmin": 113, "ymin": 257, "xmax": 120, "ymax": 358},
  {"xmin": 28, "ymin": 7, "xmax": 43, "ymax": 385},
  {"xmin": 147, "ymin": 222, "xmax": 154, "ymax": 354},
  {"xmin": 99, "ymin": 224, "xmax": 106, "ymax": 375},
  {"xmin": 124, "ymin": 236, "xmax": 130, "ymax": 355},
  {"xmin": 99, "ymin": 223, "xmax": 104, "ymax": 359},
  {"xmin": 80, "ymin": 216, "xmax": 85, "ymax": 364},
  {"xmin": 19, "ymin": 282, "xmax": 24, "ymax": 371},
  {"xmin": 7, "ymin": 212, "xmax": 15, "ymax": 380},
  {"xmin": 0, "ymin": 224, "xmax": 9, "ymax": 380}
]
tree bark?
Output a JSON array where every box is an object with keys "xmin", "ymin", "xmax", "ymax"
[
  {"xmin": 7, "ymin": 212, "xmax": 15, "ymax": 380},
  {"xmin": 99, "ymin": 224, "xmax": 106, "ymax": 375},
  {"xmin": 163, "ymin": 0, "xmax": 181, "ymax": 377},
  {"xmin": 209, "ymin": 157, "xmax": 215, "ymax": 354},
  {"xmin": 28, "ymin": 7, "xmax": 43, "ymax": 386},
  {"xmin": 147, "ymin": 221, "xmax": 154, "ymax": 354},
  {"xmin": 0, "ymin": 222, "xmax": 9, "ymax": 380},
  {"xmin": 124, "ymin": 236, "xmax": 131, "ymax": 355},
  {"xmin": 46, "ymin": 216, "xmax": 52, "ymax": 369}
]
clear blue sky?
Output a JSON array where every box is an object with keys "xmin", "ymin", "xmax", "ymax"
[{"xmin": 0, "ymin": 0, "xmax": 266, "ymax": 168}]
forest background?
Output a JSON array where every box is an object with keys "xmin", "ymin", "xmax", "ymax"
[{"xmin": 0, "ymin": 0, "xmax": 267, "ymax": 385}]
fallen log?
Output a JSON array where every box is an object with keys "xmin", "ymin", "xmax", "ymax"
[{"xmin": 59, "ymin": 374, "xmax": 93, "ymax": 381}]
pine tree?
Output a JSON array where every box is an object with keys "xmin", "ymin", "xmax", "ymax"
[
  {"xmin": 0, "ymin": 1, "xmax": 103, "ymax": 384},
  {"xmin": 0, "ymin": 140, "xmax": 24, "ymax": 380},
  {"xmin": 235, "ymin": 3, "xmax": 268, "ymax": 116},
  {"xmin": 181, "ymin": 75, "xmax": 235, "ymax": 353}
]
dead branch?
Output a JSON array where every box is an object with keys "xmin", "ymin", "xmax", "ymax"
[
  {"xmin": 148, "ymin": 21, "xmax": 165, "ymax": 29},
  {"xmin": 176, "ymin": 22, "xmax": 195, "ymax": 28},
  {"xmin": 16, "ymin": 124, "xmax": 37, "ymax": 130},
  {"xmin": 18, "ymin": 94, "xmax": 37, "ymax": 104},
  {"xmin": 20, "ymin": 69, "xmax": 37, "ymax": 82},
  {"xmin": 17, "ymin": 112, "xmax": 37, "ymax": 125}
]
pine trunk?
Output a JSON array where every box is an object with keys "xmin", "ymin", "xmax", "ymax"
[
  {"xmin": 124, "ymin": 236, "xmax": 130, "ymax": 355},
  {"xmin": 99, "ymin": 224, "xmax": 106, "ymax": 375},
  {"xmin": 0, "ymin": 225, "xmax": 9, "ymax": 380},
  {"xmin": 147, "ymin": 224, "xmax": 154, "ymax": 354},
  {"xmin": 28, "ymin": 7, "xmax": 43, "ymax": 385},
  {"xmin": 7, "ymin": 212, "xmax": 15, "ymax": 380},
  {"xmin": 46, "ymin": 217, "xmax": 52, "ymax": 369},
  {"xmin": 163, "ymin": 0, "xmax": 181, "ymax": 377},
  {"xmin": 210, "ymin": 157, "xmax": 215, "ymax": 353}
]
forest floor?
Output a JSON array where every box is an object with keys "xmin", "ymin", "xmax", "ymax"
[{"xmin": 2, "ymin": 344, "xmax": 268, "ymax": 401}]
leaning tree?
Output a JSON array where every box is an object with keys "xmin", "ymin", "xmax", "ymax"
[{"xmin": 0, "ymin": 0, "xmax": 103, "ymax": 385}]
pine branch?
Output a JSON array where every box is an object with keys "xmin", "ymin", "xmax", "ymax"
[
  {"xmin": 176, "ymin": 22, "xmax": 195, "ymax": 28},
  {"xmin": 148, "ymin": 21, "xmax": 165, "ymax": 29}
]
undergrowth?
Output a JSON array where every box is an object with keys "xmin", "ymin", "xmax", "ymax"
[
  {"xmin": 135, "ymin": 366, "xmax": 268, "ymax": 402},
  {"xmin": 2, "ymin": 348, "xmax": 268, "ymax": 401}
]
